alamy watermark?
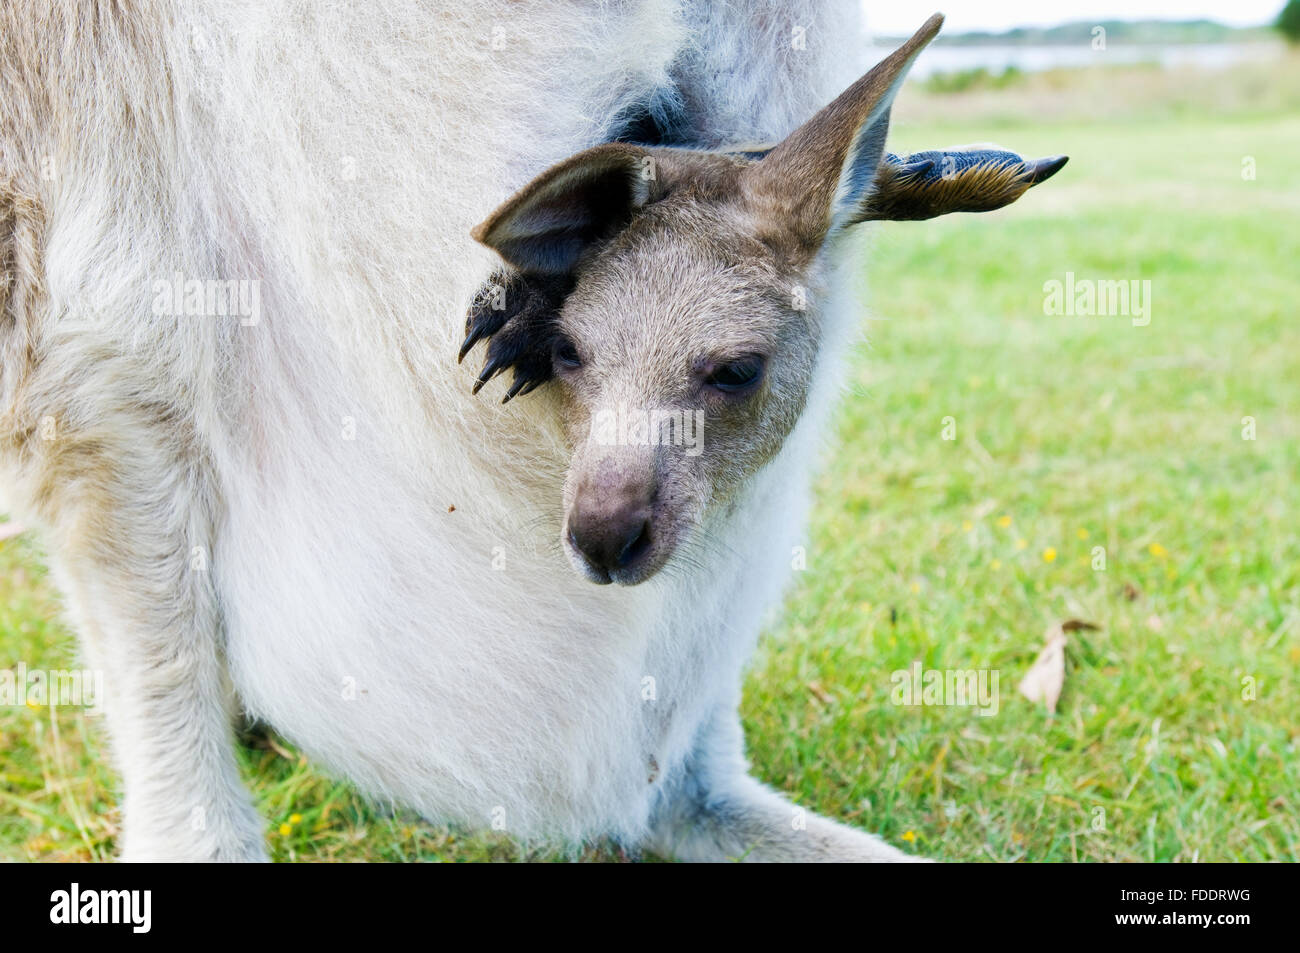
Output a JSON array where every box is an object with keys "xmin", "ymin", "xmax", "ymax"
[
  {"xmin": 50, "ymin": 883, "xmax": 150, "ymax": 933},
  {"xmin": 590, "ymin": 404, "xmax": 705, "ymax": 456},
  {"xmin": 152, "ymin": 272, "xmax": 261, "ymax": 326},
  {"xmin": 1043, "ymin": 271, "xmax": 1151, "ymax": 326},
  {"xmin": 890, "ymin": 661, "xmax": 999, "ymax": 716},
  {"xmin": 1, "ymin": 663, "xmax": 103, "ymax": 713}
]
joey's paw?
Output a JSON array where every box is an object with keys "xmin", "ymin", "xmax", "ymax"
[
  {"xmin": 866, "ymin": 148, "xmax": 1068, "ymax": 221},
  {"xmin": 460, "ymin": 270, "xmax": 574, "ymax": 403}
]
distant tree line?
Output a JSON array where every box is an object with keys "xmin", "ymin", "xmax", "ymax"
[{"xmin": 1279, "ymin": 1, "xmax": 1300, "ymax": 43}]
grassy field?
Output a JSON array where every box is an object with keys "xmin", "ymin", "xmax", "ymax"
[{"xmin": 2, "ymin": 60, "xmax": 1298, "ymax": 861}]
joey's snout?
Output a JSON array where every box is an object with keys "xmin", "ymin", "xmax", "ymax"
[{"xmin": 565, "ymin": 471, "xmax": 656, "ymax": 585}]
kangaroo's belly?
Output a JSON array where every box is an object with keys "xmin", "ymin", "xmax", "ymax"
[{"xmin": 215, "ymin": 411, "xmax": 812, "ymax": 841}]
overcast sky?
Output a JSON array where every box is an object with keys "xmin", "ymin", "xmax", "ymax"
[{"xmin": 861, "ymin": 0, "xmax": 1284, "ymax": 34}]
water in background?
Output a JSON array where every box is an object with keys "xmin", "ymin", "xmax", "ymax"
[{"xmin": 868, "ymin": 42, "xmax": 1285, "ymax": 78}]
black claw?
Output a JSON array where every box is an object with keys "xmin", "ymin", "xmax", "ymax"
[
  {"xmin": 473, "ymin": 353, "xmax": 508, "ymax": 394},
  {"xmin": 502, "ymin": 375, "xmax": 530, "ymax": 404},
  {"xmin": 1026, "ymin": 155, "xmax": 1069, "ymax": 184},
  {"xmin": 457, "ymin": 329, "xmax": 482, "ymax": 364}
]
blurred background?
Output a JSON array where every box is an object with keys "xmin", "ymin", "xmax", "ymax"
[{"xmin": 2, "ymin": 1, "xmax": 1297, "ymax": 860}]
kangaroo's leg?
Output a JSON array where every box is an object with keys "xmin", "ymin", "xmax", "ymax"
[
  {"xmin": 644, "ymin": 707, "xmax": 924, "ymax": 863},
  {"xmin": 0, "ymin": 11, "xmax": 266, "ymax": 863},
  {"xmin": 11, "ymin": 383, "xmax": 266, "ymax": 862}
]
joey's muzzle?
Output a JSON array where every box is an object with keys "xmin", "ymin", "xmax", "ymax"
[{"xmin": 565, "ymin": 465, "xmax": 656, "ymax": 584}]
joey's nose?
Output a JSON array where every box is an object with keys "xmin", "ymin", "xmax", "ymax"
[{"xmin": 567, "ymin": 492, "xmax": 653, "ymax": 577}]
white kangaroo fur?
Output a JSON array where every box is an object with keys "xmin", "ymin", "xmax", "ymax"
[{"xmin": 0, "ymin": 2, "xmax": 1063, "ymax": 861}]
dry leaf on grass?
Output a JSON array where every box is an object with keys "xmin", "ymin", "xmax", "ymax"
[
  {"xmin": 1018, "ymin": 619, "xmax": 1099, "ymax": 713},
  {"xmin": 806, "ymin": 680, "xmax": 832, "ymax": 706}
]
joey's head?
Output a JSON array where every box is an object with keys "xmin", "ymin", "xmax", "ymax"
[{"xmin": 465, "ymin": 13, "xmax": 1066, "ymax": 585}]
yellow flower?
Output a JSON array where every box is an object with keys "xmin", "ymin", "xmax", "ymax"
[
  {"xmin": 1015, "ymin": 538, "xmax": 1028, "ymax": 550},
  {"xmin": 910, "ymin": 581, "xmax": 921, "ymax": 593},
  {"xmin": 289, "ymin": 813, "xmax": 302, "ymax": 825},
  {"xmin": 1077, "ymin": 528, "xmax": 1089, "ymax": 540},
  {"xmin": 278, "ymin": 823, "xmax": 292, "ymax": 837},
  {"xmin": 997, "ymin": 515, "xmax": 1012, "ymax": 528},
  {"xmin": 901, "ymin": 830, "xmax": 917, "ymax": 843},
  {"xmin": 962, "ymin": 520, "xmax": 974, "ymax": 532},
  {"xmin": 1149, "ymin": 542, "xmax": 1168, "ymax": 558},
  {"xmin": 25, "ymin": 699, "xmax": 41, "ymax": 710},
  {"xmin": 990, "ymin": 559, "xmax": 1002, "ymax": 570},
  {"xmin": 1043, "ymin": 547, "xmax": 1057, "ymax": 563}
]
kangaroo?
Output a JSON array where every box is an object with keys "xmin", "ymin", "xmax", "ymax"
[{"xmin": 0, "ymin": 4, "xmax": 1062, "ymax": 861}]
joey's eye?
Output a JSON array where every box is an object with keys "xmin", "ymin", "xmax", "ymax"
[
  {"xmin": 554, "ymin": 338, "xmax": 582, "ymax": 370},
  {"xmin": 704, "ymin": 355, "xmax": 766, "ymax": 394}
]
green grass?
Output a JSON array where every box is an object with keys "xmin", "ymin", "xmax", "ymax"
[
  {"xmin": 747, "ymin": 108, "xmax": 1300, "ymax": 863},
  {"xmin": 2, "ymin": 70, "xmax": 1298, "ymax": 862}
]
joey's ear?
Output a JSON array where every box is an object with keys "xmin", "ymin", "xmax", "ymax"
[
  {"xmin": 742, "ymin": 13, "xmax": 943, "ymax": 244},
  {"xmin": 472, "ymin": 143, "xmax": 659, "ymax": 275},
  {"xmin": 859, "ymin": 148, "xmax": 1068, "ymax": 222}
]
